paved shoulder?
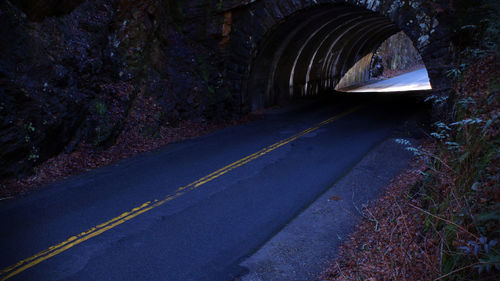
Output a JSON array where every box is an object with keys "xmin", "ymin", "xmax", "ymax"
[
  {"xmin": 238, "ymin": 138, "xmax": 416, "ymax": 281},
  {"xmin": 344, "ymin": 68, "xmax": 432, "ymax": 92}
]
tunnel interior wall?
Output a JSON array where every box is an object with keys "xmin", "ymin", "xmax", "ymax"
[{"xmin": 335, "ymin": 53, "xmax": 375, "ymax": 90}]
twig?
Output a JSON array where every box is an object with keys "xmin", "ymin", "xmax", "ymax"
[
  {"xmin": 463, "ymin": 194, "xmax": 481, "ymax": 235},
  {"xmin": 395, "ymin": 201, "xmax": 419, "ymax": 273},
  {"xmin": 363, "ymin": 206, "xmax": 380, "ymax": 231},
  {"xmin": 350, "ymin": 193, "xmax": 380, "ymax": 231},
  {"xmin": 433, "ymin": 262, "xmax": 495, "ymax": 280},
  {"xmin": 335, "ymin": 261, "xmax": 347, "ymax": 280},
  {"xmin": 418, "ymin": 149, "xmax": 455, "ymax": 173},
  {"xmin": 439, "ymin": 235, "xmax": 444, "ymax": 273},
  {"xmin": 408, "ymin": 203, "xmax": 479, "ymax": 240}
]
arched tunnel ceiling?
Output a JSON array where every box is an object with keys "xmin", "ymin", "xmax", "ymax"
[{"xmin": 245, "ymin": 4, "xmax": 401, "ymax": 110}]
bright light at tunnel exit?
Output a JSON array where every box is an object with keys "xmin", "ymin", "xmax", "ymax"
[
  {"xmin": 341, "ymin": 68, "xmax": 432, "ymax": 92},
  {"xmin": 336, "ymin": 30, "xmax": 433, "ymax": 93}
]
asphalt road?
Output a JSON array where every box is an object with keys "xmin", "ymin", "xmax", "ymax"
[
  {"xmin": 0, "ymin": 93, "xmax": 427, "ymax": 281},
  {"xmin": 344, "ymin": 68, "xmax": 432, "ymax": 92}
]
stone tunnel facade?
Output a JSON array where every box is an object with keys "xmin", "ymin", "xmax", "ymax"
[
  {"xmin": 219, "ymin": 0, "xmax": 453, "ymax": 111},
  {"xmin": 0, "ymin": 0, "xmax": 455, "ymax": 179}
]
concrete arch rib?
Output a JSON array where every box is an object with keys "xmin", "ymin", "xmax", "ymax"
[
  {"xmin": 238, "ymin": 1, "xmax": 452, "ymax": 112},
  {"xmin": 287, "ymin": 9, "xmax": 361, "ymax": 97},
  {"xmin": 273, "ymin": 7, "xmax": 356, "ymax": 101},
  {"xmin": 289, "ymin": 11, "xmax": 373, "ymax": 97},
  {"xmin": 310, "ymin": 20, "xmax": 363, "ymax": 89},
  {"xmin": 325, "ymin": 18, "xmax": 394, "ymax": 85},
  {"xmin": 304, "ymin": 13, "xmax": 371, "ymax": 93},
  {"xmin": 338, "ymin": 25, "xmax": 400, "ymax": 88},
  {"xmin": 336, "ymin": 22, "xmax": 399, "ymax": 83},
  {"xmin": 253, "ymin": 9, "xmax": 332, "ymax": 109},
  {"xmin": 248, "ymin": 6, "xmax": 349, "ymax": 109},
  {"xmin": 320, "ymin": 17, "xmax": 388, "ymax": 88},
  {"xmin": 321, "ymin": 18, "xmax": 385, "ymax": 85}
]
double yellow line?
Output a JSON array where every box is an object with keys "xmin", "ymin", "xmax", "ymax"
[{"xmin": 0, "ymin": 106, "xmax": 360, "ymax": 280}]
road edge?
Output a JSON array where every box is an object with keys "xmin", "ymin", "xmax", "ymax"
[{"xmin": 236, "ymin": 137, "xmax": 417, "ymax": 281}]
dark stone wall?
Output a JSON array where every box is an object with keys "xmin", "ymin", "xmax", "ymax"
[
  {"xmin": 11, "ymin": 0, "xmax": 85, "ymax": 21},
  {"xmin": 0, "ymin": 0, "xmax": 455, "ymax": 179},
  {"xmin": 0, "ymin": 0, "xmax": 230, "ymax": 179}
]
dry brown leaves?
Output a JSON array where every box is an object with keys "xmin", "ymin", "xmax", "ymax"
[
  {"xmin": 320, "ymin": 164, "xmax": 440, "ymax": 281},
  {"xmin": 0, "ymin": 96, "xmax": 256, "ymax": 198},
  {"xmin": 320, "ymin": 55, "xmax": 500, "ymax": 281}
]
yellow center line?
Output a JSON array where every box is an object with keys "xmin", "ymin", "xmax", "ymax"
[{"xmin": 0, "ymin": 105, "xmax": 361, "ymax": 281}]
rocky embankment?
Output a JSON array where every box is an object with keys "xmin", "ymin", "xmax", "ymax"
[{"xmin": 0, "ymin": 0, "xmax": 233, "ymax": 180}]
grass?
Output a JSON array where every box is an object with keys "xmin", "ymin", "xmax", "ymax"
[
  {"xmin": 390, "ymin": 55, "xmax": 499, "ymax": 280},
  {"xmin": 418, "ymin": 55, "xmax": 500, "ymax": 279}
]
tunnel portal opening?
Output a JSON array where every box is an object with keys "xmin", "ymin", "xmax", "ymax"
[
  {"xmin": 336, "ymin": 30, "xmax": 432, "ymax": 92},
  {"xmin": 244, "ymin": 3, "xmax": 433, "ymax": 111}
]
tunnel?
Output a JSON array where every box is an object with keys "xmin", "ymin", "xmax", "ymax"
[{"xmin": 224, "ymin": 1, "xmax": 451, "ymax": 112}]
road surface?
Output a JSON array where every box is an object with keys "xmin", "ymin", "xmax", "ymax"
[
  {"xmin": 343, "ymin": 68, "xmax": 432, "ymax": 92},
  {"xmin": 0, "ymin": 94, "xmax": 426, "ymax": 281}
]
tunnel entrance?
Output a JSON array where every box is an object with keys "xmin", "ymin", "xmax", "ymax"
[
  {"xmin": 231, "ymin": 1, "xmax": 450, "ymax": 112},
  {"xmin": 246, "ymin": 4, "xmax": 404, "ymax": 110}
]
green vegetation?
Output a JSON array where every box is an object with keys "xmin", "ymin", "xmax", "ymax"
[
  {"xmin": 393, "ymin": 1, "xmax": 500, "ymax": 278},
  {"xmin": 28, "ymin": 149, "xmax": 39, "ymax": 161},
  {"xmin": 23, "ymin": 122, "xmax": 39, "ymax": 162},
  {"xmin": 94, "ymin": 101, "xmax": 107, "ymax": 116},
  {"xmin": 391, "ymin": 61, "xmax": 498, "ymax": 280},
  {"xmin": 398, "ymin": 3, "xmax": 499, "ymax": 277},
  {"xmin": 26, "ymin": 122, "xmax": 35, "ymax": 133},
  {"xmin": 451, "ymin": 0, "xmax": 500, "ymax": 62},
  {"xmin": 216, "ymin": 0, "xmax": 223, "ymax": 11},
  {"xmin": 196, "ymin": 54, "xmax": 217, "ymax": 99},
  {"xmin": 406, "ymin": 68, "xmax": 499, "ymax": 278},
  {"xmin": 165, "ymin": 0, "xmax": 186, "ymax": 31}
]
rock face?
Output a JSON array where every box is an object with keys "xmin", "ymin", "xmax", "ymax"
[
  {"xmin": 0, "ymin": 0, "xmax": 456, "ymax": 179},
  {"xmin": 0, "ymin": 0, "xmax": 229, "ymax": 179},
  {"xmin": 12, "ymin": 0, "xmax": 86, "ymax": 21},
  {"xmin": 375, "ymin": 31, "xmax": 424, "ymax": 71}
]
